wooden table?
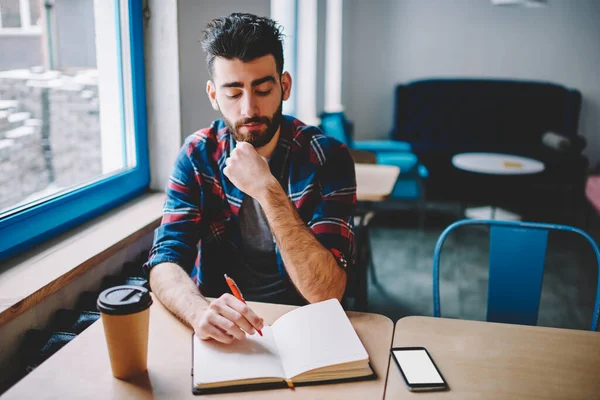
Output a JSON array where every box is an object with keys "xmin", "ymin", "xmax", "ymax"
[
  {"xmin": 355, "ymin": 163, "xmax": 400, "ymax": 202},
  {"xmin": 452, "ymin": 152, "xmax": 545, "ymax": 221},
  {"xmin": 385, "ymin": 316, "xmax": 600, "ymax": 399},
  {"xmin": 452, "ymin": 153, "xmax": 545, "ymax": 176},
  {"xmin": 2, "ymin": 296, "xmax": 394, "ymax": 399}
]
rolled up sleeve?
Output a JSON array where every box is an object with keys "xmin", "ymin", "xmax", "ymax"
[
  {"xmin": 308, "ymin": 143, "xmax": 357, "ymax": 272},
  {"xmin": 143, "ymin": 142, "xmax": 203, "ymax": 276}
]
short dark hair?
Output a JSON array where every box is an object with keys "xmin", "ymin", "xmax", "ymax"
[{"xmin": 201, "ymin": 13, "xmax": 285, "ymax": 79}]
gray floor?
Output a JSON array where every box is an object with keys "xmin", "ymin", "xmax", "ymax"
[{"xmin": 365, "ymin": 208, "xmax": 600, "ymax": 331}]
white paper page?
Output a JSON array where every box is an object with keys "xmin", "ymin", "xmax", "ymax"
[
  {"xmin": 193, "ymin": 325, "xmax": 285, "ymax": 386},
  {"xmin": 272, "ymin": 299, "xmax": 369, "ymax": 379}
]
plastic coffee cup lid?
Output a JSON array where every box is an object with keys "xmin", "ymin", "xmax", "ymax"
[{"xmin": 97, "ymin": 285, "xmax": 153, "ymax": 315}]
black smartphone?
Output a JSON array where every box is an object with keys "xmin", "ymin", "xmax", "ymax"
[{"xmin": 390, "ymin": 347, "xmax": 449, "ymax": 392}]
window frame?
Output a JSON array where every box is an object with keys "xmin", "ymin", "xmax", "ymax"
[{"xmin": 0, "ymin": 0, "xmax": 149, "ymax": 262}]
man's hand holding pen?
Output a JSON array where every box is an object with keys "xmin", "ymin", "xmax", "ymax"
[{"xmin": 194, "ymin": 293, "xmax": 265, "ymax": 344}]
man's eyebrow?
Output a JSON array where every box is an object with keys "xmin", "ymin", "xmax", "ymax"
[
  {"xmin": 251, "ymin": 76, "xmax": 276, "ymax": 87},
  {"xmin": 220, "ymin": 75, "xmax": 276, "ymax": 89},
  {"xmin": 220, "ymin": 81, "xmax": 243, "ymax": 89}
]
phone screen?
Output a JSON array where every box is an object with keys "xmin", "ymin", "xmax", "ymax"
[{"xmin": 392, "ymin": 348, "xmax": 445, "ymax": 387}]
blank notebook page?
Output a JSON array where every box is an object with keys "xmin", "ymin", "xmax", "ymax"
[
  {"xmin": 193, "ymin": 326, "xmax": 285, "ymax": 385},
  {"xmin": 272, "ymin": 299, "xmax": 368, "ymax": 379}
]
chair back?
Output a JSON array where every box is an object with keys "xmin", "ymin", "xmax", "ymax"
[
  {"xmin": 432, "ymin": 219, "xmax": 600, "ymax": 331},
  {"xmin": 392, "ymin": 79, "xmax": 582, "ymax": 153},
  {"xmin": 319, "ymin": 112, "xmax": 354, "ymax": 147}
]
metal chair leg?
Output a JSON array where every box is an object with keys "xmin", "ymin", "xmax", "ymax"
[{"xmin": 367, "ymin": 235, "xmax": 379, "ymax": 289}]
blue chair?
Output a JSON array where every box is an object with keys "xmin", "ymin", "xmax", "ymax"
[
  {"xmin": 432, "ymin": 219, "xmax": 600, "ymax": 331},
  {"xmin": 319, "ymin": 111, "xmax": 413, "ymax": 153},
  {"xmin": 319, "ymin": 112, "xmax": 429, "ymax": 225}
]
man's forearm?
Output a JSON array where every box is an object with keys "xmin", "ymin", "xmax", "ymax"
[
  {"xmin": 148, "ymin": 262, "xmax": 210, "ymax": 327},
  {"xmin": 257, "ymin": 180, "xmax": 347, "ymax": 303}
]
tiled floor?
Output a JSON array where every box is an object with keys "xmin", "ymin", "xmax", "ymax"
[{"xmin": 365, "ymin": 208, "xmax": 600, "ymax": 331}]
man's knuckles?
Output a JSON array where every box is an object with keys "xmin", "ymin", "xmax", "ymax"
[
  {"xmin": 238, "ymin": 304, "xmax": 250, "ymax": 315},
  {"xmin": 236, "ymin": 142, "xmax": 252, "ymax": 151},
  {"xmin": 231, "ymin": 313, "xmax": 245, "ymax": 325},
  {"xmin": 208, "ymin": 301, "xmax": 223, "ymax": 313},
  {"xmin": 221, "ymin": 320, "xmax": 236, "ymax": 331}
]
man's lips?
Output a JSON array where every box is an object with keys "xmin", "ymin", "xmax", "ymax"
[{"xmin": 241, "ymin": 122, "xmax": 264, "ymax": 128}]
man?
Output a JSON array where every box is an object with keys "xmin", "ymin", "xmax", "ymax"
[{"xmin": 144, "ymin": 13, "xmax": 356, "ymax": 344}]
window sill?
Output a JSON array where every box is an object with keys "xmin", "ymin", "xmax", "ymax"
[
  {"xmin": 0, "ymin": 191, "xmax": 165, "ymax": 327},
  {"xmin": 0, "ymin": 29, "xmax": 42, "ymax": 36}
]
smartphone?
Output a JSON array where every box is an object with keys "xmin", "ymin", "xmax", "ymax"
[{"xmin": 390, "ymin": 347, "xmax": 449, "ymax": 392}]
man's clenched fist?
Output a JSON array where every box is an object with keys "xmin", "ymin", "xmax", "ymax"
[{"xmin": 223, "ymin": 142, "xmax": 278, "ymax": 199}]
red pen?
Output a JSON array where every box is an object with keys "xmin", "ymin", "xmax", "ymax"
[{"xmin": 224, "ymin": 274, "xmax": 263, "ymax": 336}]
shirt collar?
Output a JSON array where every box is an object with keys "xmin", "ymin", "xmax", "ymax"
[{"xmin": 269, "ymin": 116, "xmax": 293, "ymax": 182}]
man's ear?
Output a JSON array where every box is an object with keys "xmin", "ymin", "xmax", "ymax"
[
  {"xmin": 281, "ymin": 72, "xmax": 292, "ymax": 101},
  {"xmin": 206, "ymin": 80, "xmax": 219, "ymax": 111}
]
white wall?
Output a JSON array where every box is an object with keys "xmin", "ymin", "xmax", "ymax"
[
  {"xmin": 177, "ymin": 0, "xmax": 271, "ymax": 139},
  {"xmin": 342, "ymin": 0, "xmax": 600, "ymax": 165},
  {"xmin": 145, "ymin": 0, "xmax": 181, "ymax": 191}
]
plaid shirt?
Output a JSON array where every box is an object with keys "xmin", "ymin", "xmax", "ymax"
[{"xmin": 144, "ymin": 115, "xmax": 356, "ymax": 300}]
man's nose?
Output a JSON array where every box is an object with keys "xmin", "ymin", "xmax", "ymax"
[{"xmin": 240, "ymin": 93, "xmax": 259, "ymax": 118}]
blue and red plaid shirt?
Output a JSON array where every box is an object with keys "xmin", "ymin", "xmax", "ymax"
[{"xmin": 144, "ymin": 115, "xmax": 356, "ymax": 302}]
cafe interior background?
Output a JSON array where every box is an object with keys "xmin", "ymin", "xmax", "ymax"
[{"xmin": 0, "ymin": 0, "xmax": 599, "ymax": 394}]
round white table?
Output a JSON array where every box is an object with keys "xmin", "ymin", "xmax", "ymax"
[
  {"xmin": 452, "ymin": 152, "xmax": 545, "ymax": 175},
  {"xmin": 451, "ymin": 152, "xmax": 545, "ymax": 220}
]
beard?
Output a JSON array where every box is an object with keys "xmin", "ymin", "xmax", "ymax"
[{"xmin": 222, "ymin": 101, "xmax": 284, "ymax": 149}]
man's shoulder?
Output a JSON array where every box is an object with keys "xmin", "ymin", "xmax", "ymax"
[
  {"xmin": 182, "ymin": 119, "xmax": 228, "ymax": 158},
  {"xmin": 286, "ymin": 116, "xmax": 350, "ymax": 165}
]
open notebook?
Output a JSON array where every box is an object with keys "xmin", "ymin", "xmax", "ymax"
[{"xmin": 192, "ymin": 299, "xmax": 374, "ymax": 394}]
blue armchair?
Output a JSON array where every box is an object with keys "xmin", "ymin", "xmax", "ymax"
[{"xmin": 319, "ymin": 111, "xmax": 411, "ymax": 153}]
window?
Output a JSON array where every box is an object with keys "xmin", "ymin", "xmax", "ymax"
[
  {"xmin": 294, "ymin": 0, "xmax": 318, "ymax": 125},
  {"xmin": 270, "ymin": 0, "xmax": 297, "ymax": 116},
  {"xmin": 29, "ymin": 0, "xmax": 41, "ymax": 26},
  {"xmin": 271, "ymin": 0, "xmax": 319, "ymax": 125},
  {"xmin": 324, "ymin": 0, "xmax": 343, "ymax": 112},
  {"xmin": 271, "ymin": 0, "xmax": 344, "ymax": 123},
  {"xmin": 0, "ymin": 0, "xmax": 41, "ymax": 33},
  {"xmin": 0, "ymin": 0, "xmax": 149, "ymax": 262}
]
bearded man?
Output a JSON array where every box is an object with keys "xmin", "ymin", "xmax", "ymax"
[{"xmin": 144, "ymin": 13, "xmax": 356, "ymax": 344}]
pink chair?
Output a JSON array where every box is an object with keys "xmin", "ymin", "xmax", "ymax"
[{"xmin": 586, "ymin": 175, "xmax": 600, "ymax": 214}]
